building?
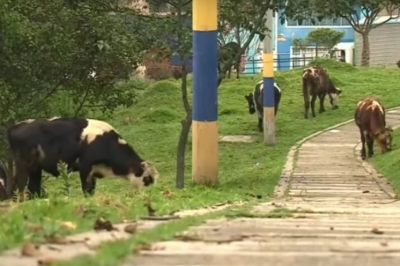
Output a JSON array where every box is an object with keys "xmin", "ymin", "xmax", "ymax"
[
  {"xmin": 276, "ymin": 11, "xmax": 355, "ymax": 70},
  {"xmin": 354, "ymin": 8, "xmax": 400, "ymax": 67}
]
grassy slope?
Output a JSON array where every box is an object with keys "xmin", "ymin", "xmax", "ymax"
[
  {"xmin": 371, "ymin": 128, "xmax": 400, "ymax": 194},
  {"xmin": 1, "ymin": 60, "xmax": 400, "ymax": 260}
]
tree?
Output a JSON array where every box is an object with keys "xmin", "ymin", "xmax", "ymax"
[
  {"xmin": 145, "ymin": 0, "xmax": 281, "ymax": 188},
  {"xmin": 0, "ymin": 0, "xmax": 146, "ymax": 196},
  {"xmin": 284, "ymin": 0, "xmax": 400, "ymax": 66},
  {"xmin": 292, "ymin": 28, "xmax": 345, "ymax": 59},
  {"xmin": 217, "ymin": 0, "xmax": 276, "ymax": 83},
  {"xmin": 307, "ymin": 28, "xmax": 345, "ymax": 57},
  {"xmin": 145, "ymin": 0, "xmax": 192, "ymax": 189}
]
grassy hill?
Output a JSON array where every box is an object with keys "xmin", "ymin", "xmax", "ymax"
[{"xmin": 0, "ymin": 59, "xmax": 399, "ymax": 254}]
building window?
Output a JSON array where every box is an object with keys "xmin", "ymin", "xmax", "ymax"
[
  {"xmin": 286, "ymin": 17, "xmax": 350, "ymax": 26},
  {"xmin": 291, "ymin": 47, "xmax": 330, "ymax": 68}
]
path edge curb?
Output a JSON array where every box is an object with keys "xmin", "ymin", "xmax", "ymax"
[{"xmin": 273, "ymin": 106, "xmax": 400, "ymax": 198}]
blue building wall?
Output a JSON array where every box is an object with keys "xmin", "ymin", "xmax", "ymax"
[{"xmin": 276, "ymin": 11, "xmax": 355, "ymax": 70}]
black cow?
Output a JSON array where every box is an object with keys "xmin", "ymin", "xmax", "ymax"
[
  {"xmin": 302, "ymin": 66, "xmax": 342, "ymax": 119},
  {"xmin": 244, "ymin": 80, "xmax": 282, "ymax": 132},
  {"xmin": 7, "ymin": 117, "xmax": 159, "ymax": 199}
]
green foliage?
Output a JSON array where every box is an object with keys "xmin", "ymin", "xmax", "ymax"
[
  {"xmin": 0, "ymin": 0, "xmax": 144, "ymax": 125},
  {"xmin": 371, "ymin": 127, "xmax": 400, "ymax": 196},
  {"xmin": 292, "ymin": 38, "xmax": 309, "ymax": 52},
  {"xmin": 292, "ymin": 29, "xmax": 345, "ymax": 56},
  {"xmin": 306, "ymin": 28, "xmax": 345, "ymax": 50}
]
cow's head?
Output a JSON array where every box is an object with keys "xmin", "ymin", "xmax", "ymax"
[
  {"xmin": 244, "ymin": 93, "xmax": 255, "ymax": 114},
  {"xmin": 375, "ymin": 126, "xmax": 393, "ymax": 153},
  {"xmin": 129, "ymin": 161, "xmax": 159, "ymax": 189},
  {"xmin": 329, "ymin": 88, "xmax": 342, "ymax": 109}
]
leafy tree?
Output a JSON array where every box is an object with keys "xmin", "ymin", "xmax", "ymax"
[
  {"xmin": 292, "ymin": 28, "xmax": 345, "ymax": 58},
  {"xmin": 0, "ymin": 0, "xmax": 146, "ymax": 196},
  {"xmin": 217, "ymin": 0, "xmax": 276, "ymax": 83},
  {"xmin": 284, "ymin": 0, "xmax": 400, "ymax": 66},
  {"xmin": 146, "ymin": 0, "xmax": 192, "ymax": 189},
  {"xmin": 145, "ymin": 0, "xmax": 280, "ymax": 188}
]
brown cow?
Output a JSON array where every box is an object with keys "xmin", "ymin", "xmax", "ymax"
[
  {"xmin": 354, "ymin": 97, "xmax": 393, "ymax": 160},
  {"xmin": 302, "ymin": 66, "xmax": 342, "ymax": 119}
]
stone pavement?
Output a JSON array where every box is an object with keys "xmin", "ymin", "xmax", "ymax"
[{"xmin": 124, "ymin": 109, "xmax": 400, "ymax": 266}]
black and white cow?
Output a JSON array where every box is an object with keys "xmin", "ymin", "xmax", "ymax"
[
  {"xmin": 7, "ymin": 117, "xmax": 159, "ymax": 199},
  {"xmin": 244, "ymin": 80, "xmax": 282, "ymax": 132}
]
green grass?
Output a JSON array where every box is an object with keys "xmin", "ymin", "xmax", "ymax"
[
  {"xmin": 370, "ymin": 127, "xmax": 400, "ymax": 195},
  {"xmin": 1, "ymin": 59, "xmax": 400, "ymax": 264}
]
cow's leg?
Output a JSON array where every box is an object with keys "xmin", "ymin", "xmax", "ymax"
[
  {"xmin": 360, "ymin": 129, "xmax": 367, "ymax": 160},
  {"xmin": 304, "ymin": 96, "xmax": 310, "ymax": 119},
  {"xmin": 258, "ymin": 117, "xmax": 263, "ymax": 132},
  {"xmin": 318, "ymin": 93, "xmax": 326, "ymax": 113},
  {"xmin": 27, "ymin": 167, "xmax": 43, "ymax": 199},
  {"xmin": 310, "ymin": 94, "xmax": 317, "ymax": 117},
  {"xmin": 13, "ymin": 159, "xmax": 30, "ymax": 201},
  {"xmin": 366, "ymin": 133, "xmax": 374, "ymax": 158},
  {"xmin": 227, "ymin": 66, "xmax": 231, "ymax": 79},
  {"xmin": 79, "ymin": 164, "xmax": 96, "ymax": 197}
]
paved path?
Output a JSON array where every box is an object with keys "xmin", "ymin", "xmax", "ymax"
[{"xmin": 124, "ymin": 110, "xmax": 400, "ymax": 265}]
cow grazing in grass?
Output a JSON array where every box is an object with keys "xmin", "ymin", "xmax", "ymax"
[
  {"xmin": 7, "ymin": 117, "xmax": 159, "ymax": 199},
  {"xmin": 302, "ymin": 66, "xmax": 342, "ymax": 119},
  {"xmin": 244, "ymin": 80, "xmax": 282, "ymax": 132},
  {"xmin": 355, "ymin": 97, "xmax": 393, "ymax": 160},
  {"xmin": 218, "ymin": 42, "xmax": 241, "ymax": 79}
]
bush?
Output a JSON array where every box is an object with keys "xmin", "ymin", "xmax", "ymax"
[{"xmin": 146, "ymin": 64, "xmax": 184, "ymax": 81}]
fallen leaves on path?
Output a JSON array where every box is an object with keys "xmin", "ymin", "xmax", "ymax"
[
  {"xmin": 38, "ymin": 257, "xmax": 60, "ymax": 265},
  {"xmin": 21, "ymin": 241, "xmax": 41, "ymax": 257},
  {"xmin": 59, "ymin": 221, "xmax": 76, "ymax": 230},
  {"xmin": 124, "ymin": 223, "xmax": 138, "ymax": 234},
  {"xmin": 94, "ymin": 217, "xmax": 118, "ymax": 231},
  {"xmin": 133, "ymin": 243, "xmax": 165, "ymax": 253},
  {"xmin": 371, "ymin": 228, "xmax": 384, "ymax": 234}
]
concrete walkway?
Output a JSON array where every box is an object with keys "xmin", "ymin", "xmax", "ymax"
[{"xmin": 125, "ymin": 110, "xmax": 400, "ymax": 265}]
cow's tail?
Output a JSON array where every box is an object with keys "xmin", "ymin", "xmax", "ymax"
[{"xmin": 302, "ymin": 70, "xmax": 311, "ymax": 101}]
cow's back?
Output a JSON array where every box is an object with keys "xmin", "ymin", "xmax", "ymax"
[{"xmin": 355, "ymin": 98, "xmax": 386, "ymax": 131}]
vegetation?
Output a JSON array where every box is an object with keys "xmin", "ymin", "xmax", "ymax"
[
  {"xmin": 371, "ymin": 127, "xmax": 400, "ymax": 195},
  {"xmin": 292, "ymin": 28, "xmax": 345, "ymax": 57},
  {"xmin": 1, "ymin": 60, "xmax": 399, "ymax": 264},
  {"xmin": 285, "ymin": 0, "xmax": 400, "ymax": 66}
]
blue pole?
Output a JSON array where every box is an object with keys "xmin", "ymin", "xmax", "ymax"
[{"xmin": 192, "ymin": 0, "xmax": 218, "ymax": 185}]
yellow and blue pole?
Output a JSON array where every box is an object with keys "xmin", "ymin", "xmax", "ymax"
[
  {"xmin": 192, "ymin": 0, "xmax": 218, "ymax": 185},
  {"xmin": 263, "ymin": 9, "xmax": 276, "ymax": 145}
]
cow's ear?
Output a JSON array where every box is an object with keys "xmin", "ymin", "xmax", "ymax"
[{"xmin": 337, "ymin": 89, "xmax": 342, "ymax": 95}]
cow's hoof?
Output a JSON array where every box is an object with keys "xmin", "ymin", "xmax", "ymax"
[{"xmin": 368, "ymin": 154, "xmax": 373, "ymax": 158}]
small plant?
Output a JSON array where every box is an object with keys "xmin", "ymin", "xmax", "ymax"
[{"xmin": 57, "ymin": 161, "xmax": 72, "ymax": 197}]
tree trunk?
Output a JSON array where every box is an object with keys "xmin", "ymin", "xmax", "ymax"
[
  {"xmin": 361, "ymin": 33, "xmax": 370, "ymax": 67},
  {"xmin": 176, "ymin": 64, "xmax": 192, "ymax": 189}
]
